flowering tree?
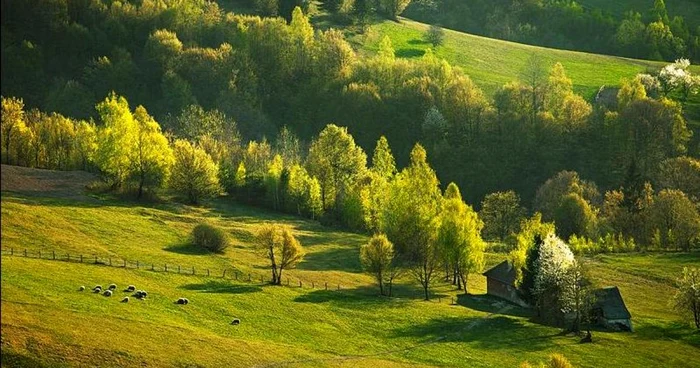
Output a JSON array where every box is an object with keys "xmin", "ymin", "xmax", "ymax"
[
  {"xmin": 657, "ymin": 59, "xmax": 700, "ymax": 100},
  {"xmin": 532, "ymin": 234, "xmax": 577, "ymax": 323},
  {"xmin": 673, "ymin": 267, "xmax": 700, "ymax": 329}
]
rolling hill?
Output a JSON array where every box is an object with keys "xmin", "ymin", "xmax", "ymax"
[
  {"xmin": 347, "ymin": 17, "xmax": 700, "ymax": 99},
  {"xmin": 2, "ymin": 165, "xmax": 699, "ymax": 367}
]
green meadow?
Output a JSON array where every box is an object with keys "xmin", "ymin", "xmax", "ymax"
[{"xmin": 1, "ymin": 167, "xmax": 699, "ymax": 367}]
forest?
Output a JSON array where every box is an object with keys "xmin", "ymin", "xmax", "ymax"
[{"xmin": 1, "ymin": 0, "xmax": 699, "ymax": 253}]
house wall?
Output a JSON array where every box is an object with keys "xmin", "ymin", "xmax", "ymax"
[{"xmin": 486, "ymin": 278, "xmax": 529, "ymax": 307}]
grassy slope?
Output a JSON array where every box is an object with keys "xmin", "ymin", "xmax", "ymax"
[
  {"xmin": 2, "ymin": 167, "xmax": 700, "ymax": 367},
  {"xmin": 578, "ymin": 0, "xmax": 700, "ymax": 28},
  {"xmin": 348, "ymin": 17, "xmax": 700, "ymax": 99}
]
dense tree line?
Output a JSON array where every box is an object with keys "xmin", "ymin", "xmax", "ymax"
[
  {"xmin": 406, "ymin": 0, "xmax": 700, "ymax": 63},
  {"xmin": 1, "ymin": 3, "xmax": 698, "ymax": 252}
]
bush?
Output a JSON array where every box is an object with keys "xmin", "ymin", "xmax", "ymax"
[
  {"xmin": 192, "ymin": 223, "xmax": 229, "ymax": 253},
  {"xmin": 425, "ymin": 24, "xmax": 445, "ymax": 47}
]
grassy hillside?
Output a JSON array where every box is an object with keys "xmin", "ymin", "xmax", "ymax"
[
  {"xmin": 348, "ymin": 17, "xmax": 700, "ymax": 99},
  {"xmin": 578, "ymin": 0, "xmax": 700, "ymax": 28},
  {"xmin": 2, "ymin": 166, "xmax": 700, "ymax": 367}
]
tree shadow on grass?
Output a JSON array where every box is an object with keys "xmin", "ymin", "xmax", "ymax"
[
  {"xmin": 634, "ymin": 320, "xmax": 700, "ymax": 347},
  {"xmin": 408, "ymin": 38, "xmax": 429, "ymax": 45},
  {"xmin": 392, "ymin": 316, "xmax": 568, "ymax": 352},
  {"xmin": 294, "ymin": 285, "xmax": 413, "ymax": 310},
  {"xmin": 296, "ymin": 246, "xmax": 363, "ymax": 272},
  {"xmin": 395, "ymin": 48, "xmax": 425, "ymax": 58},
  {"xmin": 180, "ymin": 280, "xmax": 262, "ymax": 294},
  {"xmin": 163, "ymin": 242, "xmax": 210, "ymax": 255},
  {"xmin": 456, "ymin": 293, "xmax": 534, "ymax": 318}
]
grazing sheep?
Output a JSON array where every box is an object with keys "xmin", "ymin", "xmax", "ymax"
[
  {"xmin": 79, "ymin": 286, "xmax": 85, "ymax": 291},
  {"xmin": 231, "ymin": 318, "xmax": 240, "ymax": 325},
  {"xmin": 176, "ymin": 298, "xmax": 189, "ymax": 305},
  {"xmin": 125, "ymin": 285, "xmax": 136, "ymax": 292},
  {"xmin": 133, "ymin": 290, "xmax": 147, "ymax": 299},
  {"xmin": 93, "ymin": 285, "xmax": 102, "ymax": 291},
  {"xmin": 121, "ymin": 297, "xmax": 129, "ymax": 303},
  {"xmin": 140, "ymin": 291, "xmax": 148, "ymax": 297},
  {"xmin": 103, "ymin": 290, "xmax": 113, "ymax": 297},
  {"xmin": 108, "ymin": 284, "xmax": 117, "ymax": 290},
  {"xmin": 93, "ymin": 288, "xmax": 102, "ymax": 293}
]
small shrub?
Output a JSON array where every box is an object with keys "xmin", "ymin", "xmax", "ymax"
[
  {"xmin": 192, "ymin": 223, "xmax": 229, "ymax": 253},
  {"xmin": 425, "ymin": 24, "xmax": 445, "ymax": 47}
]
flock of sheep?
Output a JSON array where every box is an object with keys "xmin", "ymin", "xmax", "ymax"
[
  {"xmin": 79, "ymin": 284, "xmax": 157, "ymax": 303},
  {"xmin": 79, "ymin": 283, "xmax": 241, "ymax": 325}
]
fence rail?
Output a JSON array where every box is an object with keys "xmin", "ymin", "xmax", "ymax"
[{"xmin": 0, "ymin": 247, "xmax": 461, "ymax": 304}]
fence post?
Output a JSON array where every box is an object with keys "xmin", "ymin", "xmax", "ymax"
[
  {"xmin": 248, "ymin": 273, "xmax": 251, "ymax": 282},
  {"xmin": 136, "ymin": 260, "xmax": 139, "ymax": 269},
  {"xmin": 39, "ymin": 251, "xmax": 42, "ymax": 258},
  {"xmin": 80, "ymin": 254, "xmax": 83, "ymax": 263},
  {"xmin": 325, "ymin": 282, "xmax": 328, "ymax": 290},
  {"xmin": 52, "ymin": 251, "xmax": 55, "ymax": 260},
  {"xmin": 192, "ymin": 266, "xmax": 195, "ymax": 275},
  {"xmin": 207, "ymin": 269, "xmax": 210, "ymax": 277},
  {"xmin": 24, "ymin": 249, "xmax": 27, "ymax": 257},
  {"xmin": 299, "ymin": 280, "xmax": 302, "ymax": 288},
  {"xmin": 223, "ymin": 269, "xmax": 227, "ymax": 278},
  {"xmin": 312, "ymin": 282, "xmax": 314, "ymax": 288},
  {"xmin": 151, "ymin": 264, "xmax": 154, "ymax": 271},
  {"xmin": 94, "ymin": 255, "xmax": 97, "ymax": 264},
  {"xmin": 165, "ymin": 264, "xmax": 168, "ymax": 272},
  {"xmin": 10, "ymin": 248, "xmax": 13, "ymax": 255},
  {"xmin": 337, "ymin": 284, "xmax": 340, "ymax": 291},
  {"xmin": 178, "ymin": 265, "xmax": 181, "ymax": 273},
  {"xmin": 109, "ymin": 257, "xmax": 111, "ymax": 266},
  {"xmin": 287, "ymin": 278, "xmax": 290, "ymax": 286}
]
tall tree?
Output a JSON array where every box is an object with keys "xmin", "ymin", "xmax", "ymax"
[
  {"xmin": 480, "ymin": 191, "xmax": 526, "ymax": 242},
  {"xmin": 381, "ymin": 144, "xmax": 442, "ymax": 300},
  {"xmin": 255, "ymin": 223, "xmax": 305, "ymax": 285},
  {"xmin": 360, "ymin": 234, "xmax": 396, "ymax": 296},
  {"xmin": 170, "ymin": 139, "xmax": 221, "ymax": 204},
  {"xmin": 437, "ymin": 182, "xmax": 485, "ymax": 293},
  {"xmin": 673, "ymin": 267, "xmax": 700, "ymax": 329},
  {"xmin": 306, "ymin": 124, "xmax": 367, "ymax": 215},
  {"xmin": 130, "ymin": 106, "xmax": 174, "ymax": 199},
  {"xmin": 94, "ymin": 93, "xmax": 138, "ymax": 187}
]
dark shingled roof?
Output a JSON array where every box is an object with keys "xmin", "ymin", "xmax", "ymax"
[
  {"xmin": 594, "ymin": 286, "xmax": 631, "ymax": 320},
  {"xmin": 482, "ymin": 260, "xmax": 516, "ymax": 286}
]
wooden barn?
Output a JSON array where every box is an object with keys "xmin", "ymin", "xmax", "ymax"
[
  {"xmin": 592, "ymin": 286, "xmax": 633, "ymax": 331},
  {"xmin": 482, "ymin": 260, "xmax": 529, "ymax": 307}
]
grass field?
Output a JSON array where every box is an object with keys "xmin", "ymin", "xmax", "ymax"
[
  {"xmin": 2, "ymin": 166, "xmax": 700, "ymax": 367},
  {"xmin": 347, "ymin": 17, "xmax": 700, "ymax": 99}
]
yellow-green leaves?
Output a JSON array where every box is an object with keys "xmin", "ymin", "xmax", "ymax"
[{"xmin": 170, "ymin": 139, "xmax": 221, "ymax": 204}]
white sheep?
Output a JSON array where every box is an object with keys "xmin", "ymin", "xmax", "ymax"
[
  {"xmin": 121, "ymin": 297, "xmax": 129, "ymax": 303},
  {"xmin": 79, "ymin": 286, "xmax": 85, "ymax": 291},
  {"xmin": 108, "ymin": 284, "xmax": 117, "ymax": 290},
  {"xmin": 103, "ymin": 290, "xmax": 113, "ymax": 297}
]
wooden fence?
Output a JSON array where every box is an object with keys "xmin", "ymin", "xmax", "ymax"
[{"xmin": 0, "ymin": 247, "xmax": 460, "ymax": 304}]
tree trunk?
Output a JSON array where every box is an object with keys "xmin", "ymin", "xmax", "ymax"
[
  {"xmin": 277, "ymin": 267, "xmax": 284, "ymax": 285},
  {"xmin": 461, "ymin": 272, "xmax": 468, "ymax": 294},
  {"xmin": 423, "ymin": 263, "xmax": 430, "ymax": 301},
  {"xmin": 137, "ymin": 174, "xmax": 144, "ymax": 200}
]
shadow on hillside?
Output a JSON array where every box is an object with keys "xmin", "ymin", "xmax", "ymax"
[
  {"xmin": 634, "ymin": 321, "xmax": 700, "ymax": 347},
  {"xmin": 163, "ymin": 242, "xmax": 211, "ymax": 256},
  {"xmin": 294, "ymin": 286, "xmax": 413, "ymax": 310},
  {"xmin": 396, "ymin": 48, "xmax": 425, "ymax": 58},
  {"xmin": 392, "ymin": 316, "xmax": 566, "ymax": 352},
  {"xmin": 297, "ymin": 246, "xmax": 362, "ymax": 272},
  {"xmin": 180, "ymin": 280, "xmax": 262, "ymax": 294},
  {"xmin": 456, "ymin": 294, "xmax": 534, "ymax": 318},
  {"xmin": 408, "ymin": 38, "xmax": 429, "ymax": 45}
]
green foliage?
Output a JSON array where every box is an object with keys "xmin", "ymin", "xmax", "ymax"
[
  {"xmin": 480, "ymin": 190, "xmax": 526, "ymax": 242},
  {"xmin": 360, "ymin": 234, "xmax": 395, "ymax": 296},
  {"xmin": 170, "ymin": 139, "xmax": 221, "ymax": 204},
  {"xmin": 649, "ymin": 189, "xmax": 700, "ymax": 251},
  {"xmin": 254, "ymin": 223, "xmax": 305, "ymax": 284},
  {"xmin": 437, "ymin": 182, "xmax": 485, "ymax": 293},
  {"xmin": 380, "ymin": 143, "xmax": 442, "ymax": 300},
  {"xmin": 192, "ymin": 223, "xmax": 229, "ymax": 253},
  {"xmin": 656, "ymin": 156, "xmax": 700, "ymax": 201},
  {"xmin": 94, "ymin": 93, "xmax": 138, "ymax": 186},
  {"xmin": 380, "ymin": 0, "xmax": 412, "ymax": 20},
  {"xmin": 306, "ymin": 124, "xmax": 367, "ymax": 215},
  {"xmin": 673, "ymin": 267, "xmax": 700, "ymax": 329},
  {"xmin": 424, "ymin": 24, "xmax": 445, "ymax": 47},
  {"xmin": 554, "ymin": 193, "xmax": 598, "ymax": 241},
  {"xmin": 130, "ymin": 106, "xmax": 174, "ymax": 199},
  {"xmin": 510, "ymin": 213, "xmax": 556, "ymax": 287}
]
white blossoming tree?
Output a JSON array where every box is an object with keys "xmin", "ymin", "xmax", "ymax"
[
  {"xmin": 657, "ymin": 59, "xmax": 700, "ymax": 100},
  {"xmin": 532, "ymin": 234, "xmax": 577, "ymax": 323}
]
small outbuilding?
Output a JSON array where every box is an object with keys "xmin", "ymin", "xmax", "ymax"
[
  {"xmin": 592, "ymin": 286, "xmax": 632, "ymax": 331},
  {"xmin": 482, "ymin": 260, "xmax": 529, "ymax": 307}
]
